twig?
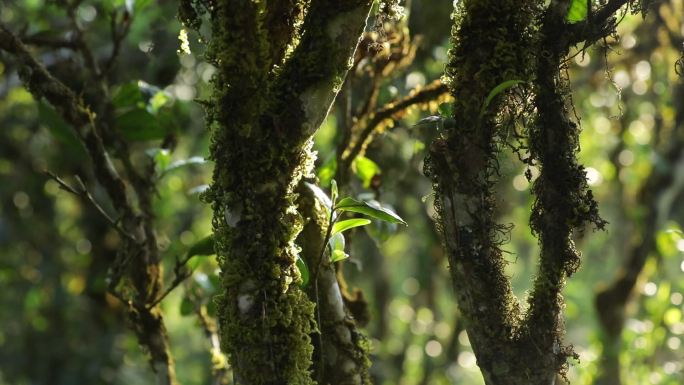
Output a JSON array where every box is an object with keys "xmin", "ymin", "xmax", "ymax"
[
  {"xmin": 65, "ymin": 1, "xmax": 101, "ymax": 77},
  {"xmin": 101, "ymin": 9, "xmax": 132, "ymax": 78},
  {"xmin": 22, "ymin": 33, "xmax": 79, "ymax": 49},
  {"xmin": 44, "ymin": 171, "xmax": 136, "ymax": 242},
  {"xmin": 148, "ymin": 254, "xmax": 193, "ymax": 308}
]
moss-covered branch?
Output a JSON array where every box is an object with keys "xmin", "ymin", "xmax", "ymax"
[
  {"xmin": 424, "ymin": 0, "xmax": 638, "ymax": 383},
  {"xmin": 423, "ymin": 1, "xmax": 538, "ymax": 383},
  {"xmin": 522, "ymin": 5, "xmax": 606, "ymax": 380}
]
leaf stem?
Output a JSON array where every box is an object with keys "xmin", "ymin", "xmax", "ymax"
[{"xmin": 313, "ymin": 206, "xmax": 337, "ymax": 382}]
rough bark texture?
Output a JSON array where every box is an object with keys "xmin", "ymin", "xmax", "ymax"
[
  {"xmin": 199, "ymin": 1, "xmax": 372, "ymax": 383},
  {"xmin": 423, "ymin": 1, "xmax": 625, "ymax": 383},
  {"xmin": 424, "ymin": 0, "xmax": 538, "ymax": 383}
]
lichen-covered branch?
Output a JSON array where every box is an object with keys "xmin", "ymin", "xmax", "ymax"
[{"xmin": 424, "ymin": 0, "xmax": 639, "ymax": 383}]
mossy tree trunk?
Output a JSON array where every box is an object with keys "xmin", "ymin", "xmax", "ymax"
[
  {"xmin": 425, "ymin": 1, "xmax": 633, "ymax": 384},
  {"xmin": 197, "ymin": 1, "xmax": 372, "ymax": 384}
]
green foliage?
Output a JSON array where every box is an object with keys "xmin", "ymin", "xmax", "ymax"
[
  {"xmin": 305, "ymin": 180, "xmax": 406, "ymax": 272},
  {"xmin": 3, "ymin": 1, "xmax": 683, "ymax": 385},
  {"xmin": 352, "ymin": 156, "xmax": 381, "ymax": 188},
  {"xmin": 296, "ymin": 256, "xmax": 310, "ymax": 287},
  {"xmin": 185, "ymin": 235, "xmax": 216, "ymax": 259},
  {"xmin": 328, "ymin": 232, "xmax": 348, "ymax": 262},
  {"xmin": 480, "ymin": 79, "xmax": 525, "ymax": 116},
  {"xmin": 180, "ymin": 297, "xmax": 194, "ymax": 315},
  {"xmin": 37, "ymin": 102, "xmax": 84, "ymax": 153},
  {"xmin": 112, "ymin": 81, "xmax": 178, "ymax": 141},
  {"xmin": 336, "ymin": 197, "xmax": 407, "ymax": 225},
  {"xmin": 331, "ymin": 218, "xmax": 372, "ymax": 236},
  {"xmin": 317, "ymin": 156, "xmax": 337, "ymax": 187},
  {"xmin": 566, "ymin": 0, "xmax": 588, "ymax": 23},
  {"xmin": 162, "ymin": 156, "xmax": 206, "ymax": 175}
]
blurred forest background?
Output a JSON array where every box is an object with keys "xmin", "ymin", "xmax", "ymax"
[{"xmin": 1, "ymin": 0, "xmax": 683, "ymax": 384}]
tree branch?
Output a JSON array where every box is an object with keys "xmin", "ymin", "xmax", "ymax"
[
  {"xmin": 1, "ymin": 22, "xmax": 180, "ymax": 385},
  {"xmin": 44, "ymin": 171, "xmax": 136, "ymax": 242},
  {"xmin": 341, "ymin": 79, "xmax": 449, "ymax": 169},
  {"xmin": 567, "ymin": 0, "xmax": 631, "ymax": 45},
  {"xmin": 0, "ymin": 23, "xmax": 134, "ymax": 218}
]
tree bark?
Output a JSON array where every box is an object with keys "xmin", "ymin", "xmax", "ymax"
[
  {"xmin": 424, "ymin": 1, "xmax": 628, "ymax": 383},
  {"xmin": 201, "ymin": 1, "xmax": 372, "ymax": 383}
]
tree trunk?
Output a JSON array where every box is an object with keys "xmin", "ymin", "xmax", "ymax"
[
  {"xmin": 200, "ymin": 1, "xmax": 372, "ymax": 383},
  {"xmin": 424, "ymin": 1, "xmax": 619, "ymax": 383}
]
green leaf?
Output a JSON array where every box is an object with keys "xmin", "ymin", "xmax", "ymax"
[
  {"xmin": 481, "ymin": 79, "xmax": 524, "ymax": 116},
  {"xmin": 330, "ymin": 179, "xmax": 338, "ymax": 205},
  {"xmin": 133, "ymin": 0, "xmax": 153, "ymax": 12},
  {"xmin": 317, "ymin": 156, "xmax": 337, "ymax": 187},
  {"xmin": 148, "ymin": 91, "xmax": 171, "ymax": 114},
  {"xmin": 365, "ymin": 219, "xmax": 399, "ymax": 243},
  {"xmin": 164, "ymin": 156, "xmax": 206, "ymax": 173},
  {"xmin": 206, "ymin": 300, "xmax": 218, "ymax": 317},
  {"xmin": 328, "ymin": 231, "xmax": 348, "ymax": 263},
  {"xmin": 352, "ymin": 156, "xmax": 381, "ymax": 188},
  {"xmin": 437, "ymin": 102, "xmax": 453, "ymax": 117},
  {"xmin": 305, "ymin": 182, "xmax": 332, "ymax": 211},
  {"xmin": 335, "ymin": 198, "xmax": 406, "ymax": 225},
  {"xmin": 331, "ymin": 218, "xmax": 371, "ymax": 236},
  {"xmin": 331, "ymin": 249, "xmax": 349, "ymax": 263},
  {"xmin": 188, "ymin": 184, "xmax": 210, "ymax": 195},
  {"xmin": 112, "ymin": 82, "xmax": 145, "ymax": 108},
  {"xmin": 193, "ymin": 273, "xmax": 214, "ymax": 291},
  {"xmin": 566, "ymin": 0, "xmax": 588, "ymax": 23},
  {"xmin": 149, "ymin": 93, "xmax": 169, "ymax": 113},
  {"xmin": 186, "ymin": 254, "xmax": 204, "ymax": 270},
  {"xmin": 146, "ymin": 148, "xmax": 172, "ymax": 170},
  {"xmin": 115, "ymin": 108, "xmax": 167, "ymax": 141},
  {"xmin": 186, "ymin": 235, "xmax": 215, "ymax": 259},
  {"xmin": 296, "ymin": 256, "xmax": 309, "ymax": 288},
  {"xmin": 328, "ymin": 232, "xmax": 345, "ymax": 253},
  {"xmin": 180, "ymin": 297, "xmax": 194, "ymax": 316},
  {"xmin": 666, "ymin": 229, "xmax": 683, "ymax": 238}
]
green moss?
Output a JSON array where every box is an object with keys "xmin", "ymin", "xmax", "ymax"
[
  {"xmin": 200, "ymin": 1, "xmax": 323, "ymax": 384},
  {"xmin": 199, "ymin": 1, "xmax": 372, "ymax": 382}
]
